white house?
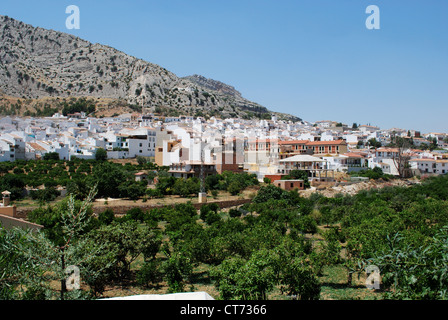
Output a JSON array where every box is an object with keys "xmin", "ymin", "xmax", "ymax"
[
  {"xmin": 278, "ymin": 154, "xmax": 334, "ymax": 181},
  {"xmin": 0, "ymin": 139, "xmax": 15, "ymax": 162},
  {"xmin": 410, "ymin": 158, "xmax": 448, "ymax": 175}
]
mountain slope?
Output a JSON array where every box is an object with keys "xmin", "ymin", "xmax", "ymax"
[{"xmin": 0, "ymin": 15, "xmax": 301, "ymax": 121}]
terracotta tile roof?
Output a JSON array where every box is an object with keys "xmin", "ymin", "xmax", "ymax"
[
  {"xmin": 343, "ymin": 152, "xmax": 365, "ymax": 158},
  {"xmin": 306, "ymin": 140, "xmax": 347, "ymax": 146},
  {"xmin": 278, "ymin": 140, "xmax": 310, "ymax": 145},
  {"xmin": 27, "ymin": 142, "xmax": 46, "ymax": 152}
]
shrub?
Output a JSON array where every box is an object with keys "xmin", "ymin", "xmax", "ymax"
[
  {"xmin": 29, "ymin": 187, "xmax": 61, "ymax": 202},
  {"xmin": 136, "ymin": 260, "xmax": 162, "ymax": 287},
  {"xmin": 98, "ymin": 208, "xmax": 115, "ymax": 225}
]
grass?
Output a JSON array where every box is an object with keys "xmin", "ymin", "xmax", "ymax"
[{"xmin": 319, "ymin": 265, "xmax": 381, "ymax": 300}]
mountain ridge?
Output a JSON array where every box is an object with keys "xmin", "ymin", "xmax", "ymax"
[{"xmin": 0, "ymin": 15, "xmax": 301, "ymax": 121}]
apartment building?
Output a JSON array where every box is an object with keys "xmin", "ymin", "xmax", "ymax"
[
  {"xmin": 411, "ymin": 158, "xmax": 448, "ymax": 175},
  {"xmin": 305, "ymin": 140, "xmax": 348, "ymax": 156}
]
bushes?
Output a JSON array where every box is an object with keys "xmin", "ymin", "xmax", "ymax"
[
  {"xmin": 205, "ymin": 171, "xmax": 259, "ymax": 195},
  {"xmin": 0, "ymin": 173, "xmax": 27, "ymax": 198},
  {"xmin": 94, "ymin": 148, "xmax": 107, "ymax": 161},
  {"xmin": 88, "ymin": 221, "xmax": 162, "ymax": 279},
  {"xmin": 291, "ymin": 215, "xmax": 318, "ymax": 234},
  {"xmin": 370, "ymin": 226, "xmax": 448, "ymax": 299},
  {"xmin": 61, "ymin": 98, "xmax": 96, "ymax": 116},
  {"xmin": 118, "ymin": 180, "xmax": 147, "ymax": 200},
  {"xmin": 173, "ymin": 177, "xmax": 200, "ymax": 198},
  {"xmin": 162, "ymin": 252, "xmax": 193, "ymax": 293},
  {"xmin": 29, "ymin": 187, "xmax": 60, "ymax": 202},
  {"xmin": 1, "ymin": 159, "xmax": 262, "ymax": 203},
  {"xmin": 199, "ymin": 203, "xmax": 219, "ymax": 221},
  {"xmin": 0, "ymin": 158, "xmax": 164, "ymax": 203},
  {"xmin": 136, "ymin": 260, "xmax": 162, "ymax": 287},
  {"xmin": 7, "ymin": 164, "xmax": 448, "ymax": 300},
  {"xmin": 211, "ymin": 239, "xmax": 321, "ymax": 300},
  {"xmin": 252, "ymin": 184, "xmax": 288, "ymax": 203},
  {"xmin": 43, "ymin": 152, "xmax": 60, "ymax": 161},
  {"xmin": 97, "ymin": 208, "xmax": 115, "ymax": 225}
]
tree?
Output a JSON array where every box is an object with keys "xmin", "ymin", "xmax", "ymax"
[
  {"xmin": 253, "ymin": 184, "xmax": 287, "ymax": 203},
  {"xmin": 369, "ymin": 226, "xmax": 448, "ymax": 299},
  {"xmin": 211, "ymin": 256, "xmax": 246, "ymax": 299},
  {"xmin": 173, "ymin": 178, "xmax": 199, "ymax": 198},
  {"xmin": 118, "ymin": 180, "xmax": 147, "ymax": 200},
  {"xmin": 211, "ymin": 251, "xmax": 277, "ymax": 300},
  {"xmin": 43, "ymin": 152, "xmax": 60, "ymax": 161},
  {"xmin": 162, "ymin": 251, "xmax": 193, "ymax": 293},
  {"xmin": 429, "ymin": 137, "xmax": 438, "ymax": 151},
  {"xmin": 275, "ymin": 236, "xmax": 321, "ymax": 300},
  {"xmin": 156, "ymin": 175, "xmax": 177, "ymax": 195},
  {"xmin": 1, "ymin": 187, "xmax": 114, "ymax": 300},
  {"xmin": 227, "ymin": 180, "xmax": 242, "ymax": 196},
  {"xmin": 0, "ymin": 227, "xmax": 49, "ymax": 300},
  {"xmin": 392, "ymin": 138, "xmax": 412, "ymax": 178},
  {"xmin": 89, "ymin": 220, "xmax": 162, "ymax": 279},
  {"xmin": 97, "ymin": 208, "xmax": 115, "ymax": 226},
  {"xmin": 30, "ymin": 187, "xmax": 61, "ymax": 203},
  {"xmin": 279, "ymin": 256, "xmax": 321, "ymax": 300},
  {"xmin": 136, "ymin": 259, "xmax": 162, "ymax": 288},
  {"xmin": 0, "ymin": 174, "xmax": 26, "ymax": 200},
  {"xmin": 95, "ymin": 148, "xmax": 107, "ymax": 161},
  {"xmin": 199, "ymin": 203, "xmax": 220, "ymax": 221},
  {"xmin": 368, "ymin": 138, "xmax": 382, "ymax": 149},
  {"xmin": 91, "ymin": 162, "xmax": 129, "ymax": 199},
  {"xmin": 282, "ymin": 169, "xmax": 310, "ymax": 188},
  {"xmin": 136, "ymin": 156, "xmax": 148, "ymax": 165}
]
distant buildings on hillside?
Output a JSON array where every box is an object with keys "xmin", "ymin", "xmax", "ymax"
[{"xmin": 1, "ymin": 114, "xmax": 447, "ymax": 181}]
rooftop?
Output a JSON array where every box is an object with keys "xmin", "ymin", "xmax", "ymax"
[{"xmin": 280, "ymin": 154, "xmax": 325, "ymax": 162}]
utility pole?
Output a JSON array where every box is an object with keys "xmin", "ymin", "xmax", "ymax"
[{"xmin": 198, "ymin": 139, "xmax": 207, "ymax": 203}]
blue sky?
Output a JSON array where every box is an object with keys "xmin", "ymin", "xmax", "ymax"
[{"xmin": 1, "ymin": 1, "xmax": 447, "ymax": 133}]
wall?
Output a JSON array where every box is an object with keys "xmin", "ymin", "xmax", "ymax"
[
  {"xmin": 0, "ymin": 214, "xmax": 43, "ymax": 232},
  {"xmin": 16, "ymin": 199, "xmax": 253, "ymax": 218},
  {"xmin": 0, "ymin": 206, "xmax": 16, "ymax": 217}
]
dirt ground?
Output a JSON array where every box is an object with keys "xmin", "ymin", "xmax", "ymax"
[
  {"xmin": 92, "ymin": 187, "xmax": 258, "ymax": 210},
  {"xmin": 300, "ymin": 177, "xmax": 420, "ymax": 198}
]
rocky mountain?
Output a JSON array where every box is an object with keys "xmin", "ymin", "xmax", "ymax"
[
  {"xmin": 182, "ymin": 75, "xmax": 243, "ymax": 98},
  {"xmin": 0, "ymin": 15, "xmax": 301, "ymax": 121}
]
